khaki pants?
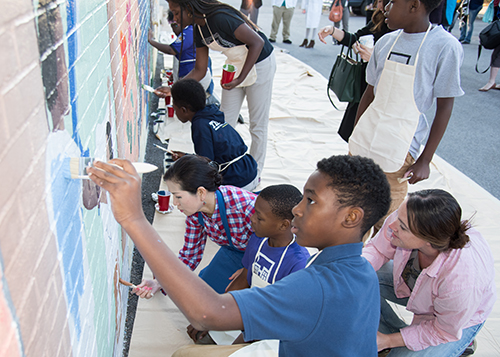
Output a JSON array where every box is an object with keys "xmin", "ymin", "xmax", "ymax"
[
  {"xmin": 270, "ymin": 6, "xmax": 295, "ymax": 41},
  {"xmin": 373, "ymin": 152, "xmax": 415, "ymax": 234},
  {"xmin": 172, "ymin": 344, "xmax": 250, "ymax": 357}
]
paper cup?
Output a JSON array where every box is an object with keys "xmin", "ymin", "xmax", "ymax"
[
  {"xmin": 167, "ymin": 105, "xmax": 174, "ymax": 118},
  {"xmin": 221, "ymin": 64, "xmax": 237, "ymax": 85},
  {"xmin": 157, "ymin": 190, "xmax": 171, "ymax": 211}
]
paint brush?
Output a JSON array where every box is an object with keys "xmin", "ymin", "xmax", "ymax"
[
  {"xmin": 119, "ymin": 278, "xmax": 137, "ymax": 289},
  {"xmin": 153, "ymin": 144, "xmax": 174, "ymax": 155},
  {"xmin": 119, "ymin": 278, "xmax": 154, "ymax": 296},
  {"xmin": 142, "ymin": 84, "xmax": 155, "ymax": 93},
  {"xmin": 63, "ymin": 157, "xmax": 158, "ymax": 179}
]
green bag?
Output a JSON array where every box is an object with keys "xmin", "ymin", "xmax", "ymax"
[{"xmin": 327, "ymin": 43, "xmax": 366, "ymax": 109}]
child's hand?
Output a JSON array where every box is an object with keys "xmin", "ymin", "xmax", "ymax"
[
  {"xmin": 153, "ymin": 86, "xmax": 171, "ymax": 98},
  {"xmin": 171, "ymin": 151, "xmax": 185, "ymax": 161},
  {"xmin": 318, "ymin": 26, "xmax": 333, "ymax": 44},
  {"xmin": 132, "ymin": 279, "xmax": 161, "ymax": 299},
  {"xmin": 225, "ymin": 268, "xmax": 244, "ymax": 292},
  {"xmin": 405, "ymin": 158, "xmax": 430, "ymax": 184},
  {"xmin": 221, "ymin": 77, "xmax": 243, "ymax": 90},
  {"xmin": 186, "ymin": 324, "xmax": 209, "ymax": 343}
]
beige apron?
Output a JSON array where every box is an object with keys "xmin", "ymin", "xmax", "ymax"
[
  {"xmin": 197, "ymin": 18, "xmax": 257, "ymax": 87},
  {"xmin": 251, "ymin": 237, "xmax": 295, "ymax": 288},
  {"xmin": 349, "ymin": 25, "xmax": 432, "ymax": 173}
]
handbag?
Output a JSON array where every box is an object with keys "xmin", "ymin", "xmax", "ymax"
[
  {"xmin": 327, "ymin": 40, "xmax": 367, "ymax": 109},
  {"xmin": 475, "ymin": 20, "xmax": 500, "ymax": 73},
  {"xmin": 329, "ymin": 0, "xmax": 343, "ymax": 23}
]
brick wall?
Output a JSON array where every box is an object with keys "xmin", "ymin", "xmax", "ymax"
[{"xmin": 0, "ymin": 0, "xmax": 158, "ymax": 355}]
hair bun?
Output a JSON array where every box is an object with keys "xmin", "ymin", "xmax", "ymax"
[{"xmin": 449, "ymin": 220, "xmax": 471, "ymax": 249}]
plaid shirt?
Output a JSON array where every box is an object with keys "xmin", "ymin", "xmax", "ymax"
[{"xmin": 179, "ymin": 186, "xmax": 257, "ymax": 270}]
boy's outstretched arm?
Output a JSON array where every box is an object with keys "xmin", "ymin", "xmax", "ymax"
[
  {"xmin": 148, "ymin": 29, "xmax": 176, "ymax": 56},
  {"xmin": 87, "ymin": 160, "xmax": 244, "ymax": 332},
  {"xmin": 406, "ymin": 97, "xmax": 454, "ymax": 184},
  {"xmin": 354, "ymin": 85, "xmax": 375, "ymax": 127}
]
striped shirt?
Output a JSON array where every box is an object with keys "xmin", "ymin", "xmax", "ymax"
[{"xmin": 179, "ymin": 185, "xmax": 257, "ymax": 270}]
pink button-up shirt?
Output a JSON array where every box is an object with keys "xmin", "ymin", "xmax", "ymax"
[{"xmin": 362, "ymin": 211, "xmax": 496, "ymax": 351}]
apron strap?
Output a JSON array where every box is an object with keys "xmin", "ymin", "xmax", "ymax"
[
  {"xmin": 197, "ymin": 190, "xmax": 234, "ymax": 249},
  {"xmin": 271, "ymin": 236, "xmax": 295, "ymax": 284},
  {"xmin": 216, "ymin": 189, "xmax": 235, "ymax": 249},
  {"xmin": 387, "ymin": 24, "xmax": 432, "ymax": 66},
  {"xmin": 219, "ymin": 152, "xmax": 247, "ymax": 172}
]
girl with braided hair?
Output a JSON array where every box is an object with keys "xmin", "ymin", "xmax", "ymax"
[{"xmin": 363, "ymin": 189, "xmax": 496, "ymax": 356}]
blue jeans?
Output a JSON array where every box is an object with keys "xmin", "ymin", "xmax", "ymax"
[
  {"xmin": 377, "ymin": 262, "xmax": 484, "ymax": 356},
  {"xmin": 459, "ymin": 6, "xmax": 482, "ymax": 43}
]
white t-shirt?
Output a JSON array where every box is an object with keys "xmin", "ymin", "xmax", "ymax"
[{"xmin": 366, "ymin": 25, "xmax": 464, "ymax": 160}]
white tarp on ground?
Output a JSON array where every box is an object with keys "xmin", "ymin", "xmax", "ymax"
[{"xmin": 129, "ymin": 50, "xmax": 500, "ymax": 356}]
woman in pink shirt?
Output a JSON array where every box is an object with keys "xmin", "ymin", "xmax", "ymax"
[{"xmin": 363, "ymin": 189, "xmax": 496, "ymax": 356}]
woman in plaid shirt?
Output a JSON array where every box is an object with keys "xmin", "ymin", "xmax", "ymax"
[{"xmin": 136, "ymin": 155, "xmax": 257, "ymax": 296}]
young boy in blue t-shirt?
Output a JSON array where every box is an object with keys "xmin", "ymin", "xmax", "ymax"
[
  {"xmin": 88, "ymin": 154, "xmax": 391, "ymax": 356},
  {"xmin": 349, "ymin": 0, "xmax": 463, "ymax": 232},
  {"xmin": 187, "ymin": 184, "xmax": 310, "ymax": 344},
  {"xmin": 170, "ymin": 78, "xmax": 259, "ymax": 191}
]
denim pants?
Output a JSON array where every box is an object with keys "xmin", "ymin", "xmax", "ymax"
[
  {"xmin": 459, "ymin": 6, "xmax": 482, "ymax": 43},
  {"xmin": 377, "ymin": 262, "xmax": 484, "ymax": 356}
]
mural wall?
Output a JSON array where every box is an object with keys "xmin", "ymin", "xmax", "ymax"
[{"xmin": 0, "ymin": 0, "xmax": 159, "ymax": 355}]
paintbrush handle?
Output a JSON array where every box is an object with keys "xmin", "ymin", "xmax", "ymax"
[{"xmin": 119, "ymin": 278, "xmax": 136, "ymax": 288}]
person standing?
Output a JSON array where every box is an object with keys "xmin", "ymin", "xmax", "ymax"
[
  {"xmin": 299, "ymin": 0, "xmax": 322, "ymax": 48},
  {"xmin": 269, "ymin": 0, "xmax": 297, "ymax": 44},
  {"xmin": 240, "ymin": 0, "xmax": 262, "ymax": 24},
  {"xmin": 333, "ymin": 0, "xmax": 350, "ymax": 43},
  {"xmin": 479, "ymin": 43, "xmax": 500, "ymax": 91},
  {"xmin": 458, "ymin": 0, "xmax": 483, "ymax": 44}
]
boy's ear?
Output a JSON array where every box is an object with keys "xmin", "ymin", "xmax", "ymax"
[
  {"xmin": 342, "ymin": 207, "xmax": 364, "ymax": 229},
  {"xmin": 409, "ymin": 0, "xmax": 422, "ymax": 12},
  {"xmin": 279, "ymin": 219, "xmax": 291, "ymax": 231}
]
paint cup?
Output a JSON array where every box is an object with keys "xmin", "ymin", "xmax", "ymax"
[
  {"xmin": 167, "ymin": 105, "xmax": 174, "ymax": 118},
  {"xmin": 165, "ymin": 96, "xmax": 171, "ymax": 105},
  {"xmin": 221, "ymin": 64, "xmax": 237, "ymax": 85},
  {"xmin": 157, "ymin": 190, "xmax": 171, "ymax": 211}
]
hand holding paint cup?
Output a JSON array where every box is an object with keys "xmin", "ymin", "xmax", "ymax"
[
  {"xmin": 221, "ymin": 64, "xmax": 237, "ymax": 86},
  {"xmin": 157, "ymin": 190, "xmax": 172, "ymax": 211}
]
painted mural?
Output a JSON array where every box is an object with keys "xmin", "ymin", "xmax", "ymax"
[{"xmin": 0, "ymin": 0, "xmax": 156, "ymax": 355}]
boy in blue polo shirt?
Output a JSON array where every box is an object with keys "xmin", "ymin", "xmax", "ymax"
[{"xmin": 88, "ymin": 155, "xmax": 391, "ymax": 356}]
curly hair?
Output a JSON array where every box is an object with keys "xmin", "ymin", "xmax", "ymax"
[
  {"xmin": 171, "ymin": 78, "xmax": 206, "ymax": 113},
  {"xmin": 406, "ymin": 189, "xmax": 471, "ymax": 251},
  {"xmin": 316, "ymin": 155, "xmax": 391, "ymax": 235},
  {"xmin": 163, "ymin": 155, "xmax": 223, "ymax": 193},
  {"xmin": 258, "ymin": 184, "xmax": 302, "ymax": 221}
]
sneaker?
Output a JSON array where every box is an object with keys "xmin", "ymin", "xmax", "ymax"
[
  {"xmin": 461, "ymin": 340, "xmax": 476, "ymax": 356},
  {"xmin": 460, "ymin": 40, "xmax": 470, "ymax": 44},
  {"xmin": 283, "ymin": 39, "xmax": 292, "ymax": 44},
  {"xmin": 269, "ymin": 38, "xmax": 276, "ymax": 43}
]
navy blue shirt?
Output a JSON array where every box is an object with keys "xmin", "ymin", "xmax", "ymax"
[
  {"xmin": 191, "ymin": 105, "xmax": 258, "ymax": 188},
  {"xmin": 230, "ymin": 242, "xmax": 380, "ymax": 356}
]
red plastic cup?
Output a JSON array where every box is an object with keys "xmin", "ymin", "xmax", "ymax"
[
  {"xmin": 167, "ymin": 105, "xmax": 174, "ymax": 118},
  {"xmin": 165, "ymin": 96, "xmax": 171, "ymax": 105},
  {"xmin": 221, "ymin": 64, "xmax": 237, "ymax": 85},
  {"xmin": 158, "ymin": 190, "xmax": 171, "ymax": 211}
]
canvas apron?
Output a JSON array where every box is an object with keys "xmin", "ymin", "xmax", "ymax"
[
  {"xmin": 251, "ymin": 237, "xmax": 296, "ymax": 288},
  {"xmin": 197, "ymin": 17, "xmax": 257, "ymax": 87},
  {"xmin": 349, "ymin": 25, "xmax": 431, "ymax": 173},
  {"xmin": 198, "ymin": 190, "xmax": 245, "ymax": 294}
]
